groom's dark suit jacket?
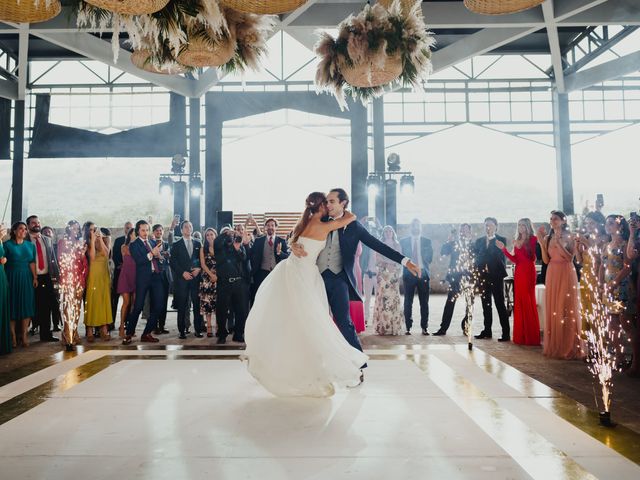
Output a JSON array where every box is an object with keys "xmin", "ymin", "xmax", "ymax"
[{"xmin": 323, "ymin": 216, "xmax": 405, "ymax": 301}]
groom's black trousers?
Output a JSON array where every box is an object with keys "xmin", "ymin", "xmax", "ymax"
[{"xmin": 322, "ymin": 270, "xmax": 367, "ymax": 368}]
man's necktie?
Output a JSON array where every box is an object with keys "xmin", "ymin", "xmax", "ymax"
[
  {"xmin": 144, "ymin": 240, "xmax": 159, "ymax": 273},
  {"xmin": 35, "ymin": 237, "xmax": 45, "ymax": 271}
]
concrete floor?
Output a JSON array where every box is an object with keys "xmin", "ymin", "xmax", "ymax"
[{"xmin": 1, "ymin": 294, "xmax": 639, "ymax": 435}]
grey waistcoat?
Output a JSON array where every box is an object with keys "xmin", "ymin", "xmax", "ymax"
[
  {"xmin": 261, "ymin": 238, "xmax": 277, "ymax": 271},
  {"xmin": 317, "ymin": 230, "xmax": 343, "ymax": 274}
]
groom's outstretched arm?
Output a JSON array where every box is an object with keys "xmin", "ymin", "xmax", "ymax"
[{"xmin": 356, "ymin": 224, "xmax": 420, "ymax": 276}]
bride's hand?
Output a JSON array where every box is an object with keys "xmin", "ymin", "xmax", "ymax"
[
  {"xmin": 344, "ymin": 211, "xmax": 356, "ymax": 224},
  {"xmin": 291, "ymin": 242, "xmax": 307, "ymax": 258}
]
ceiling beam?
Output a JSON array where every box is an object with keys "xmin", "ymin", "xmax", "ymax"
[
  {"xmin": 553, "ymin": 0, "xmax": 610, "ymax": 22},
  {"xmin": 280, "ymin": 0, "xmax": 319, "ymax": 28},
  {"xmin": 430, "ymin": 27, "xmax": 540, "ymax": 74},
  {"xmin": 193, "ymin": 68, "xmax": 220, "ymax": 97},
  {"xmin": 31, "ymin": 31, "xmax": 197, "ymax": 97},
  {"xmin": 542, "ymin": 0, "xmax": 566, "ymax": 92},
  {"xmin": 558, "ymin": 0, "xmax": 640, "ymax": 26},
  {"xmin": 565, "ymin": 49, "xmax": 640, "ymax": 91}
]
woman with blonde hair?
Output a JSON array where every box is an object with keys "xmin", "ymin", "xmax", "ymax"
[
  {"xmin": 496, "ymin": 218, "xmax": 540, "ymax": 345},
  {"xmin": 372, "ymin": 226, "xmax": 405, "ymax": 335}
]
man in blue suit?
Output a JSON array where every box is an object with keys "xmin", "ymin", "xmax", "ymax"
[
  {"xmin": 122, "ymin": 220, "xmax": 165, "ymax": 345},
  {"xmin": 292, "ymin": 188, "xmax": 421, "ymax": 371},
  {"xmin": 399, "ymin": 219, "xmax": 433, "ymax": 336}
]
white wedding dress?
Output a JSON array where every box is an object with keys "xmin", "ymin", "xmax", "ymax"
[{"xmin": 244, "ymin": 237, "xmax": 368, "ymax": 397}]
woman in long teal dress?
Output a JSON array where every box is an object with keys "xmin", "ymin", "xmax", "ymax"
[
  {"xmin": 0, "ymin": 224, "xmax": 11, "ymax": 354},
  {"xmin": 3, "ymin": 222, "xmax": 36, "ymax": 348}
]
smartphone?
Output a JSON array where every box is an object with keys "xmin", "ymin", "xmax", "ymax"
[
  {"xmin": 596, "ymin": 193, "xmax": 604, "ymax": 204},
  {"xmin": 631, "ymin": 212, "xmax": 639, "ymax": 222}
]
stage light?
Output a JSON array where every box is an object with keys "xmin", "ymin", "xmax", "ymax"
[
  {"xmin": 367, "ymin": 173, "xmax": 382, "ymax": 197},
  {"xmin": 387, "ymin": 153, "xmax": 401, "ymax": 172},
  {"xmin": 171, "ymin": 154, "xmax": 186, "ymax": 174},
  {"xmin": 190, "ymin": 175, "xmax": 203, "ymax": 197},
  {"xmin": 159, "ymin": 176, "xmax": 173, "ymax": 196},
  {"xmin": 400, "ymin": 174, "xmax": 415, "ymax": 195}
]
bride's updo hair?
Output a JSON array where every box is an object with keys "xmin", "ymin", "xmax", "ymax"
[
  {"xmin": 291, "ymin": 192, "xmax": 327, "ymax": 243},
  {"xmin": 305, "ymin": 192, "xmax": 327, "ymax": 213}
]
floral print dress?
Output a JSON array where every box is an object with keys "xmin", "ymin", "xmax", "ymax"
[{"xmin": 372, "ymin": 252, "xmax": 404, "ymax": 335}]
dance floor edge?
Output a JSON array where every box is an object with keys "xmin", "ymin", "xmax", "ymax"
[{"xmin": 0, "ymin": 348, "xmax": 638, "ymax": 480}]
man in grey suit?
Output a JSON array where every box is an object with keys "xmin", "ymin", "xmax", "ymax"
[{"xmin": 27, "ymin": 215, "xmax": 60, "ymax": 342}]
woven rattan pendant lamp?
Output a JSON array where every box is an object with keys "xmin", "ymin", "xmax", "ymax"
[
  {"xmin": 463, "ymin": 0, "xmax": 545, "ymax": 15},
  {"xmin": 217, "ymin": 0, "xmax": 307, "ymax": 15},
  {"xmin": 131, "ymin": 50, "xmax": 187, "ymax": 75},
  {"xmin": 83, "ymin": 0, "xmax": 170, "ymax": 15},
  {"xmin": 0, "ymin": 0, "xmax": 61, "ymax": 23}
]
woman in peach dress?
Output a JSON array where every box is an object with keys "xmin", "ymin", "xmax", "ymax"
[{"xmin": 537, "ymin": 211, "xmax": 585, "ymax": 360}]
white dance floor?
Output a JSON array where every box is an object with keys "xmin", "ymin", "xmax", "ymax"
[{"xmin": 0, "ymin": 347, "xmax": 638, "ymax": 480}]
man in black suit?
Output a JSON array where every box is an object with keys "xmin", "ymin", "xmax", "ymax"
[
  {"xmin": 170, "ymin": 221, "xmax": 204, "ymax": 339},
  {"xmin": 248, "ymin": 218, "xmax": 289, "ymax": 305},
  {"xmin": 111, "ymin": 221, "xmax": 132, "ymax": 324},
  {"xmin": 215, "ymin": 226, "xmax": 250, "ymax": 344},
  {"xmin": 152, "ymin": 224, "xmax": 172, "ymax": 334},
  {"xmin": 26, "ymin": 215, "xmax": 60, "ymax": 342},
  {"xmin": 122, "ymin": 220, "xmax": 165, "ymax": 344},
  {"xmin": 400, "ymin": 219, "xmax": 433, "ymax": 335},
  {"xmin": 434, "ymin": 223, "xmax": 473, "ymax": 335},
  {"xmin": 473, "ymin": 217, "xmax": 510, "ymax": 341}
]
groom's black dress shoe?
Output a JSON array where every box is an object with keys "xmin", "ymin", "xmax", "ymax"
[
  {"xmin": 216, "ymin": 336, "xmax": 226, "ymax": 345},
  {"xmin": 422, "ymin": 329, "xmax": 429, "ymax": 336},
  {"xmin": 498, "ymin": 336, "xmax": 510, "ymax": 342},
  {"xmin": 178, "ymin": 333, "xmax": 187, "ymax": 340},
  {"xmin": 405, "ymin": 330, "xmax": 411, "ymax": 335},
  {"xmin": 474, "ymin": 331, "xmax": 492, "ymax": 339},
  {"xmin": 432, "ymin": 330, "xmax": 446, "ymax": 336},
  {"xmin": 194, "ymin": 332, "xmax": 204, "ymax": 338}
]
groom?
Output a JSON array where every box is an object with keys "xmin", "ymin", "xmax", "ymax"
[{"xmin": 292, "ymin": 188, "xmax": 421, "ymax": 362}]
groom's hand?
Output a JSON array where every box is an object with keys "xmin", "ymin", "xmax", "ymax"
[
  {"xmin": 291, "ymin": 243, "xmax": 308, "ymax": 258},
  {"xmin": 406, "ymin": 260, "xmax": 421, "ymax": 278}
]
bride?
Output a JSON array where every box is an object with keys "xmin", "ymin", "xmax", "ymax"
[{"xmin": 244, "ymin": 192, "xmax": 368, "ymax": 397}]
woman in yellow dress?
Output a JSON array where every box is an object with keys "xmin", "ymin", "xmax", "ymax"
[{"xmin": 83, "ymin": 222, "xmax": 112, "ymax": 341}]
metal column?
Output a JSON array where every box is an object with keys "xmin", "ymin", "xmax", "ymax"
[
  {"xmin": 372, "ymin": 98, "xmax": 385, "ymax": 221},
  {"xmin": 10, "ymin": 100, "xmax": 25, "ymax": 224},
  {"xmin": 350, "ymin": 102, "xmax": 368, "ymax": 219},
  {"xmin": 552, "ymin": 91, "xmax": 575, "ymax": 215},
  {"xmin": 189, "ymin": 97, "xmax": 201, "ymax": 230}
]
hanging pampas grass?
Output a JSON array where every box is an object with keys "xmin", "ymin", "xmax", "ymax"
[{"xmin": 315, "ymin": 0, "xmax": 435, "ymax": 109}]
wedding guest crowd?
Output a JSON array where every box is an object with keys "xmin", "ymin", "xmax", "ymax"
[{"xmin": 0, "ymin": 196, "xmax": 638, "ymax": 382}]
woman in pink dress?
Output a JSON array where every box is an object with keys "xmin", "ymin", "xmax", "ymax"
[
  {"xmin": 537, "ymin": 211, "xmax": 585, "ymax": 360},
  {"xmin": 496, "ymin": 219, "xmax": 540, "ymax": 346},
  {"xmin": 116, "ymin": 228, "xmax": 137, "ymax": 338},
  {"xmin": 350, "ymin": 241, "xmax": 366, "ymax": 333}
]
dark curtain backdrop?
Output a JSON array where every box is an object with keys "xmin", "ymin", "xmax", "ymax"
[{"xmin": 29, "ymin": 93, "xmax": 187, "ymax": 158}]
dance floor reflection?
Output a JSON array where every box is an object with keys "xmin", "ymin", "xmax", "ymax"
[{"xmin": 0, "ymin": 346, "xmax": 638, "ymax": 480}]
